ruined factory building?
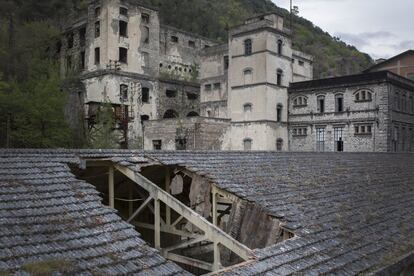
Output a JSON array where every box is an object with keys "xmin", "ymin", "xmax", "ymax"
[{"xmin": 1, "ymin": 150, "xmax": 414, "ymax": 275}]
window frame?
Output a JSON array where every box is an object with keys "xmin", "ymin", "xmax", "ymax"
[
  {"xmin": 243, "ymin": 138, "xmax": 252, "ymax": 151},
  {"xmin": 244, "ymin": 39, "xmax": 252, "ymax": 56},
  {"xmin": 335, "ymin": 93, "xmax": 344, "ymax": 113}
]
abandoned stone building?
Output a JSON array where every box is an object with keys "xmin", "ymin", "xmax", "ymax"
[
  {"xmin": 288, "ymin": 71, "xmax": 414, "ymax": 152},
  {"xmin": 1, "ymin": 149, "xmax": 414, "ymax": 275}
]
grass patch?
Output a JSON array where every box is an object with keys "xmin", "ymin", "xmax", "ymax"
[{"xmin": 22, "ymin": 259, "xmax": 73, "ymax": 275}]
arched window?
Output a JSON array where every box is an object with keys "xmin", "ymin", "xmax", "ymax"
[
  {"xmin": 163, "ymin": 109, "xmax": 179, "ymax": 119},
  {"xmin": 207, "ymin": 110, "xmax": 212, "ymax": 117},
  {"xmin": 355, "ymin": 89, "xmax": 373, "ymax": 102},
  {"xmin": 187, "ymin": 111, "xmax": 199, "ymax": 117},
  {"xmin": 335, "ymin": 94, "xmax": 344, "ymax": 112},
  {"xmin": 293, "ymin": 96, "xmax": 307, "ymax": 107},
  {"xmin": 120, "ymin": 84, "xmax": 128, "ymax": 102},
  {"xmin": 317, "ymin": 95, "xmax": 325, "ymax": 113},
  {"xmin": 243, "ymin": 138, "xmax": 252, "ymax": 151},
  {"xmin": 244, "ymin": 39, "xmax": 252, "ymax": 55},
  {"xmin": 277, "ymin": 104, "xmax": 283, "ymax": 122},
  {"xmin": 142, "ymin": 87, "xmax": 150, "ymax": 103},
  {"xmin": 277, "ymin": 39, "xmax": 283, "ymax": 55},
  {"xmin": 243, "ymin": 103, "xmax": 252, "ymax": 113},
  {"xmin": 243, "ymin": 68, "xmax": 253, "ymax": 84},
  {"xmin": 277, "ymin": 69, "xmax": 283, "ymax": 86},
  {"xmin": 276, "ymin": 138, "xmax": 283, "ymax": 151}
]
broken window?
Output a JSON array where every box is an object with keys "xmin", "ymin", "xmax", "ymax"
[
  {"xmin": 141, "ymin": 115, "xmax": 149, "ymax": 122},
  {"xmin": 66, "ymin": 55, "xmax": 72, "ymax": 72},
  {"xmin": 188, "ymin": 40, "xmax": 196, "ymax": 48},
  {"xmin": 119, "ymin": 20, "xmax": 128, "ymax": 37},
  {"xmin": 224, "ymin": 56, "xmax": 229, "ymax": 70},
  {"xmin": 317, "ymin": 95, "xmax": 325, "ymax": 113},
  {"xmin": 141, "ymin": 13, "xmax": 150, "ymax": 24},
  {"xmin": 67, "ymin": 33, "xmax": 74, "ymax": 49},
  {"xmin": 119, "ymin": 47, "xmax": 128, "ymax": 63},
  {"xmin": 143, "ymin": 26, "xmax": 150, "ymax": 43},
  {"xmin": 120, "ymin": 84, "xmax": 128, "ymax": 102},
  {"xmin": 175, "ymin": 138, "xmax": 187, "ymax": 150},
  {"xmin": 316, "ymin": 128, "xmax": 325, "ymax": 152},
  {"xmin": 163, "ymin": 109, "xmax": 178, "ymax": 118},
  {"xmin": 334, "ymin": 127, "xmax": 344, "ymax": 152},
  {"xmin": 80, "ymin": 51, "xmax": 86, "ymax": 69},
  {"xmin": 95, "ymin": 21, "xmax": 100, "ymax": 38},
  {"xmin": 171, "ymin": 36, "xmax": 179, "ymax": 43},
  {"xmin": 187, "ymin": 111, "xmax": 199, "ymax": 117},
  {"xmin": 153, "ymin": 140, "xmax": 162, "ymax": 150},
  {"xmin": 204, "ymin": 84, "xmax": 212, "ymax": 91},
  {"xmin": 335, "ymin": 94, "xmax": 344, "ymax": 112},
  {"xmin": 243, "ymin": 138, "xmax": 252, "ymax": 151},
  {"xmin": 277, "ymin": 69, "xmax": 283, "ymax": 86},
  {"xmin": 187, "ymin": 92, "xmax": 198, "ymax": 100},
  {"xmin": 79, "ymin": 28, "xmax": 86, "ymax": 47},
  {"xmin": 276, "ymin": 138, "xmax": 283, "ymax": 151},
  {"xmin": 244, "ymin": 39, "xmax": 252, "ymax": 55},
  {"xmin": 120, "ymin": 7, "xmax": 128, "ymax": 16},
  {"xmin": 94, "ymin": 47, "xmax": 100, "ymax": 64},
  {"xmin": 142, "ymin": 87, "xmax": 150, "ymax": 103},
  {"xmin": 166, "ymin": 89, "xmax": 177, "ymax": 98},
  {"xmin": 277, "ymin": 104, "xmax": 283, "ymax": 122},
  {"xmin": 94, "ymin": 7, "xmax": 101, "ymax": 17},
  {"xmin": 277, "ymin": 39, "xmax": 283, "ymax": 55}
]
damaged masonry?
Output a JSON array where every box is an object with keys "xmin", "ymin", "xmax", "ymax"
[{"xmin": 1, "ymin": 150, "xmax": 414, "ymax": 275}]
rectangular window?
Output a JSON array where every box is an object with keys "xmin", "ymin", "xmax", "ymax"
[
  {"xmin": 205, "ymin": 84, "xmax": 212, "ymax": 91},
  {"xmin": 334, "ymin": 127, "xmax": 344, "ymax": 152},
  {"xmin": 316, "ymin": 128, "xmax": 325, "ymax": 152},
  {"xmin": 80, "ymin": 51, "xmax": 85, "ymax": 69},
  {"xmin": 95, "ymin": 21, "xmax": 100, "ymax": 38},
  {"xmin": 224, "ymin": 56, "xmax": 229, "ymax": 70},
  {"xmin": 188, "ymin": 40, "xmax": 196, "ymax": 48},
  {"xmin": 166, "ymin": 89, "xmax": 177, "ymax": 98},
  {"xmin": 119, "ymin": 47, "xmax": 128, "ymax": 63},
  {"xmin": 187, "ymin": 92, "xmax": 198, "ymax": 100},
  {"xmin": 153, "ymin": 140, "xmax": 162, "ymax": 150},
  {"xmin": 142, "ymin": 87, "xmax": 150, "ymax": 103},
  {"xmin": 335, "ymin": 95, "xmax": 344, "ymax": 112},
  {"xmin": 119, "ymin": 20, "xmax": 128, "ymax": 37},
  {"xmin": 318, "ymin": 96, "xmax": 325, "ymax": 113},
  {"xmin": 120, "ymin": 7, "xmax": 128, "ymax": 16},
  {"xmin": 176, "ymin": 138, "xmax": 187, "ymax": 150},
  {"xmin": 94, "ymin": 47, "xmax": 100, "ymax": 64},
  {"xmin": 171, "ymin": 36, "xmax": 179, "ymax": 43},
  {"xmin": 141, "ymin": 13, "xmax": 150, "ymax": 24},
  {"xmin": 79, "ymin": 28, "xmax": 86, "ymax": 47},
  {"xmin": 120, "ymin": 84, "xmax": 128, "ymax": 102},
  {"xmin": 214, "ymin": 83, "xmax": 221, "ymax": 90}
]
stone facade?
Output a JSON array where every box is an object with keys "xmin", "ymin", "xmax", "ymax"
[{"xmin": 288, "ymin": 71, "xmax": 414, "ymax": 152}]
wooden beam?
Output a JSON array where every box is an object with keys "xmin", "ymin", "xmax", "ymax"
[
  {"xmin": 165, "ymin": 168, "xmax": 171, "ymax": 225},
  {"xmin": 154, "ymin": 197, "xmax": 161, "ymax": 249},
  {"xmin": 171, "ymin": 215, "xmax": 185, "ymax": 228},
  {"xmin": 163, "ymin": 236, "xmax": 207, "ymax": 253},
  {"xmin": 108, "ymin": 166, "xmax": 114, "ymax": 208},
  {"xmin": 127, "ymin": 196, "xmax": 153, "ymax": 223},
  {"xmin": 212, "ymin": 188, "xmax": 218, "ymax": 226},
  {"xmin": 213, "ymin": 241, "xmax": 221, "ymax": 271},
  {"xmin": 166, "ymin": 253, "xmax": 214, "ymax": 272},
  {"xmin": 133, "ymin": 222, "xmax": 201, "ymax": 239},
  {"xmin": 114, "ymin": 164, "xmax": 253, "ymax": 261}
]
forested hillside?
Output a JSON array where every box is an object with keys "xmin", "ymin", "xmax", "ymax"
[{"xmin": 0, "ymin": 0, "xmax": 373, "ymax": 148}]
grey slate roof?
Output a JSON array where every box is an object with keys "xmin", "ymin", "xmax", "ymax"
[
  {"xmin": 147, "ymin": 151, "xmax": 414, "ymax": 275},
  {"xmin": 0, "ymin": 150, "xmax": 189, "ymax": 275}
]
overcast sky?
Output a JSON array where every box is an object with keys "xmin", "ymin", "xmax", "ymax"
[{"xmin": 271, "ymin": 0, "xmax": 413, "ymax": 60}]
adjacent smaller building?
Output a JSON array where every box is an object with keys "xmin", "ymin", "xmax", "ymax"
[
  {"xmin": 365, "ymin": 50, "xmax": 414, "ymax": 81},
  {"xmin": 288, "ymin": 71, "xmax": 414, "ymax": 152}
]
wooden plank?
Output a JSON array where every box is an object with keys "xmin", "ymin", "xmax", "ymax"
[
  {"xmin": 166, "ymin": 252, "xmax": 214, "ymax": 272},
  {"xmin": 163, "ymin": 235, "xmax": 207, "ymax": 253},
  {"xmin": 108, "ymin": 166, "xmax": 114, "ymax": 208},
  {"xmin": 133, "ymin": 222, "xmax": 201, "ymax": 239},
  {"xmin": 154, "ymin": 198, "xmax": 161, "ymax": 249},
  {"xmin": 171, "ymin": 215, "xmax": 185, "ymax": 228},
  {"xmin": 127, "ymin": 196, "xmax": 153, "ymax": 223},
  {"xmin": 165, "ymin": 168, "xmax": 171, "ymax": 225}
]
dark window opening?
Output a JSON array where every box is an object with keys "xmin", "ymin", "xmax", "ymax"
[
  {"xmin": 153, "ymin": 140, "xmax": 162, "ymax": 150},
  {"xmin": 164, "ymin": 109, "xmax": 179, "ymax": 119},
  {"xmin": 66, "ymin": 55, "xmax": 72, "ymax": 72},
  {"xmin": 95, "ymin": 21, "xmax": 100, "ymax": 38},
  {"xmin": 119, "ymin": 47, "xmax": 128, "ymax": 63},
  {"xmin": 335, "ymin": 94, "xmax": 344, "ymax": 112},
  {"xmin": 142, "ymin": 87, "xmax": 150, "ymax": 103},
  {"xmin": 214, "ymin": 83, "xmax": 221, "ymax": 90},
  {"xmin": 141, "ymin": 115, "xmax": 149, "ymax": 122},
  {"xmin": 244, "ymin": 139, "xmax": 252, "ymax": 151},
  {"xmin": 276, "ymin": 138, "xmax": 283, "ymax": 151},
  {"xmin": 120, "ymin": 84, "xmax": 128, "ymax": 102},
  {"xmin": 318, "ymin": 96, "xmax": 325, "ymax": 113},
  {"xmin": 316, "ymin": 128, "xmax": 325, "ymax": 152},
  {"xmin": 79, "ymin": 28, "xmax": 86, "ymax": 47},
  {"xmin": 141, "ymin": 13, "xmax": 150, "ymax": 24},
  {"xmin": 119, "ymin": 20, "xmax": 128, "ymax": 37},
  {"xmin": 334, "ymin": 127, "xmax": 344, "ymax": 152},
  {"xmin": 298, "ymin": 60, "xmax": 304, "ymax": 66},
  {"xmin": 187, "ymin": 93, "xmax": 198, "ymax": 100},
  {"xmin": 80, "ymin": 51, "xmax": 86, "ymax": 69},
  {"xmin": 166, "ymin": 89, "xmax": 177, "ymax": 98},
  {"xmin": 171, "ymin": 36, "xmax": 179, "ymax": 43},
  {"xmin": 224, "ymin": 56, "xmax": 229, "ymax": 70},
  {"xmin": 277, "ymin": 39, "xmax": 283, "ymax": 55},
  {"xmin": 94, "ymin": 47, "xmax": 100, "ymax": 64},
  {"xmin": 277, "ymin": 69, "xmax": 283, "ymax": 86},
  {"xmin": 95, "ymin": 7, "xmax": 101, "ymax": 17},
  {"xmin": 67, "ymin": 33, "xmax": 74, "ymax": 49},
  {"xmin": 188, "ymin": 40, "xmax": 195, "ymax": 47},
  {"xmin": 143, "ymin": 26, "xmax": 150, "ymax": 43},
  {"xmin": 176, "ymin": 138, "xmax": 187, "ymax": 150},
  {"xmin": 204, "ymin": 84, "xmax": 212, "ymax": 91},
  {"xmin": 244, "ymin": 39, "xmax": 252, "ymax": 55},
  {"xmin": 204, "ymin": 45, "xmax": 210, "ymax": 49},
  {"xmin": 120, "ymin": 7, "xmax": 128, "ymax": 16},
  {"xmin": 187, "ymin": 111, "xmax": 199, "ymax": 117},
  {"xmin": 277, "ymin": 104, "xmax": 283, "ymax": 122}
]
